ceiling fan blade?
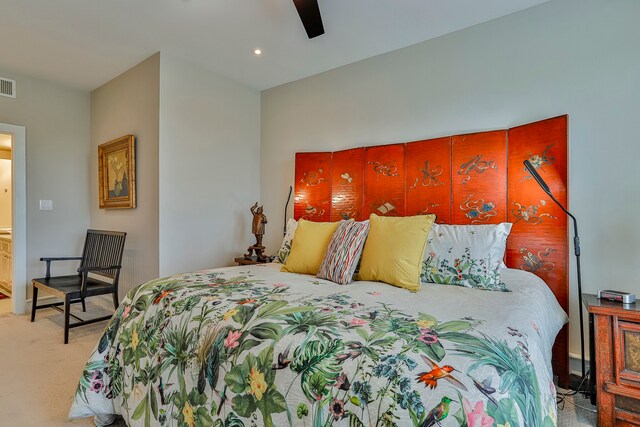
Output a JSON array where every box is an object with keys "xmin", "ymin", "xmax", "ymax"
[{"xmin": 292, "ymin": 0, "xmax": 325, "ymax": 39}]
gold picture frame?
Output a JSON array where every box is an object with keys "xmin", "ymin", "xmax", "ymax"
[{"xmin": 98, "ymin": 135, "xmax": 136, "ymax": 209}]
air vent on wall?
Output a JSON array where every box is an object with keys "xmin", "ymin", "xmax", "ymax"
[{"xmin": 0, "ymin": 77, "xmax": 16, "ymax": 98}]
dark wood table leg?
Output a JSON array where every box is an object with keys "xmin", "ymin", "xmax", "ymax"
[{"xmin": 30, "ymin": 285, "xmax": 38, "ymax": 322}]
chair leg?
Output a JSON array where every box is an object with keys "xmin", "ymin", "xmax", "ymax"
[
  {"xmin": 64, "ymin": 295, "xmax": 71, "ymax": 344},
  {"xmin": 30, "ymin": 286, "xmax": 38, "ymax": 322},
  {"xmin": 81, "ymin": 297, "xmax": 86, "ymax": 312}
]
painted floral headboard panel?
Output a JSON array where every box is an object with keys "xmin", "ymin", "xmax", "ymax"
[{"xmin": 294, "ymin": 115, "xmax": 569, "ymax": 384}]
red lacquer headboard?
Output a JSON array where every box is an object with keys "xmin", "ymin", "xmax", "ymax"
[{"xmin": 294, "ymin": 115, "xmax": 569, "ymax": 385}]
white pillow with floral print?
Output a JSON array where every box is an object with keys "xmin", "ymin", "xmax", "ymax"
[
  {"xmin": 274, "ymin": 218, "xmax": 298, "ymax": 263},
  {"xmin": 421, "ymin": 223, "xmax": 512, "ymax": 292}
]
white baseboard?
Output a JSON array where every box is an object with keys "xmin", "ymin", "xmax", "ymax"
[
  {"xmin": 90, "ymin": 295, "xmax": 117, "ymax": 311},
  {"xmin": 569, "ymin": 351, "xmax": 591, "ymax": 377},
  {"xmin": 25, "ymin": 295, "xmax": 58, "ymax": 312}
]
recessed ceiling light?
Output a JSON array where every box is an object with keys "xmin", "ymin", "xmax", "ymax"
[{"xmin": 254, "ymin": 49, "xmax": 262, "ymax": 56}]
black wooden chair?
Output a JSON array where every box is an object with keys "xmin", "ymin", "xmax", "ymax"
[{"xmin": 31, "ymin": 229, "xmax": 126, "ymax": 343}]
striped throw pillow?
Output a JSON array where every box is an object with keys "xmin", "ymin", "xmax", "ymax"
[{"xmin": 317, "ymin": 220, "xmax": 370, "ymax": 285}]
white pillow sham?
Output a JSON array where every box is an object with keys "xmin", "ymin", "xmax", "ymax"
[
  {"xmin": 274, "ymin": 218, "xmax": 298, "ymax": 263},
  {"xmin": 421, "ymin": 223, "xmax": 512, "ymax": 292}
]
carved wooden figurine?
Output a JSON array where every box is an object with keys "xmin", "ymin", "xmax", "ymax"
[{"xmin": 245, "ymin": 203, "xmax": 268, "ymax": 262}]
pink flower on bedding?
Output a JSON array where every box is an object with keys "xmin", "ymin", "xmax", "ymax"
[
  {"xmin": 418, "ymin": 328, "xmax": 439, "ymax": 345},
  {"xmin": 121, "ymin": 305, "xmax": 131, "ymax": 319},
  {"xmin": 272, "ymin": 283, "xmax": 287, "ymax": 288},
  {"xmin": 350, "ymin": 318, "xmax": 368, "ymax": 326},
  {"xmin": 90, "ymin": 379, "xmax": 104, "ymax": 393},
  {"xmin": 368, "ymin": 291, "xmax": 381, "ymax": 296},
  {"xmin": 463, "ymin": 399, "xmax": 494, "ymax": 427},
  {"xmin": 224, "ymin": 330, "xmax": 242, "ymax": 349}
]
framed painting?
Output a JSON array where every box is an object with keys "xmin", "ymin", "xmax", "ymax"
[{"xmin": 98, "ymin": 134, "xmax": 136, "ymax": 209}]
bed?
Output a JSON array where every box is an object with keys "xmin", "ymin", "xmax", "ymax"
[
  {"xmin": 70, "ymin": 115, "xmax": 571, "ymax": 426},
  {"xmin": 69, "ymin": 263, "xmax": 566, "ymax": 426}
]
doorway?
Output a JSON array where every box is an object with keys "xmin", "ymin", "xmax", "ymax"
[
  {"xmin": 0, "ymin": 124, "xmax": 25, "ymax": 315},
  {"xmin": 0, "ymin": 133, "xmax": 12, "ymax": 308}
]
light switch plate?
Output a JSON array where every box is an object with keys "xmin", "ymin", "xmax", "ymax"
[{"xmin": 39, "ymin": 199, "xmax": 53, "ymax": 211}]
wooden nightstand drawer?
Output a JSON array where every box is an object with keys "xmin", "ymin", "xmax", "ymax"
[
  {"xmin": 618, "ymin": 395, "xmax": 640, "ymax": 415},
  {"xmin": 585, "ymin": 294, "xmax": 640, "ymax": 426},
  {"xmin": 617, "ymin": 321, "xmax": 640, "ymax": 387}
]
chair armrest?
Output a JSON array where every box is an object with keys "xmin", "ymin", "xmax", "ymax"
[
  {"xmin": 40, "ymin": 257, "xmax": 82, "ymax": 278},
  {"xmin": 77, "ymin": 265, "xmax": 122, "ymax": 273},
  {"xmin": 40, "ymin": 257, "xmax": 82, "ymax": 262}
]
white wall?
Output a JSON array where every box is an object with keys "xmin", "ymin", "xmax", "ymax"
[
  {"xmin": 90, "ymin": 53, "xmax": 160, "ymax": 293},
  {"xmin": 261, "ymin": 0, "xmax": 640, "ymax": 358},
  {"xmin": 0, "ymin": 158, "xmax": 10, "ymax": 227},
  {"xmin": 0, "ymin": 70, "xmax": 90, "ymax": 294},
  {"xmin": 90, "ymin": 52, "xmax": 261, "ymax": 285},
  {"xmin": 159, "ymin": 55, "xmax": 261, "ymax": 276}
]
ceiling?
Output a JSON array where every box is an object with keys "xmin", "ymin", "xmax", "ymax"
[{"xmin": 2, "ymin": 0, "xmax": 549, "ymax": 91}]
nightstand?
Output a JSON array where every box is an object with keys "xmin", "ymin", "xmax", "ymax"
[
  {"xmin": 584, "ymin": 293, "xmax": 640, "ymax": 426},
  {"xmin": 234, "ymin": 256, "xmax": 268, "ymax": 266}
]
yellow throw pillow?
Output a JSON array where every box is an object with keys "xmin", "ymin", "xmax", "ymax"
[
  {"xmin": 356, "ymin": 214, "xmax": 436, "ymax": 291},
  {"xmin": 281, "ymin": 219, "xmax": 341, "ymax": 275}
]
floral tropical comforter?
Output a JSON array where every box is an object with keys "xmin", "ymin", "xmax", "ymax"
[{"xmin": 70, "ymin": 263, "xmax": 567, "ymax": 427}]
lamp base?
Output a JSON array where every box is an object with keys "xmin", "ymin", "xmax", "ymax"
[{"xmin": 568, "ymin": 373, "xmax": 590, "ymax": 393}]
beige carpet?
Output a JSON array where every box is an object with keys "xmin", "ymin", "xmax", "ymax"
[
  {"xmin": 0, "ymin": 303, "xmax": 121, "ymax": 426},
  {"xmin": 557, "ymin": 388, "xmax": 597, "ymax": 427}
]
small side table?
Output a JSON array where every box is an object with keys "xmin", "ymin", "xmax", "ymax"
[
  {"xmin": 583, "ymin": 293, "xmax": 640, "ymax": 426},
  {"xmin": 234, "ymin": 256, "xmax": 268, "ymax": 266}
]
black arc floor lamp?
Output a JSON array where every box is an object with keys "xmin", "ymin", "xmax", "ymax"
[
  {"xmin": 523, "ymin": 160, "xmax": 586, "ymax": 383},
  {"xmin": 283, "ymin": 186, "xmax": 293, "ymax": 237}
]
